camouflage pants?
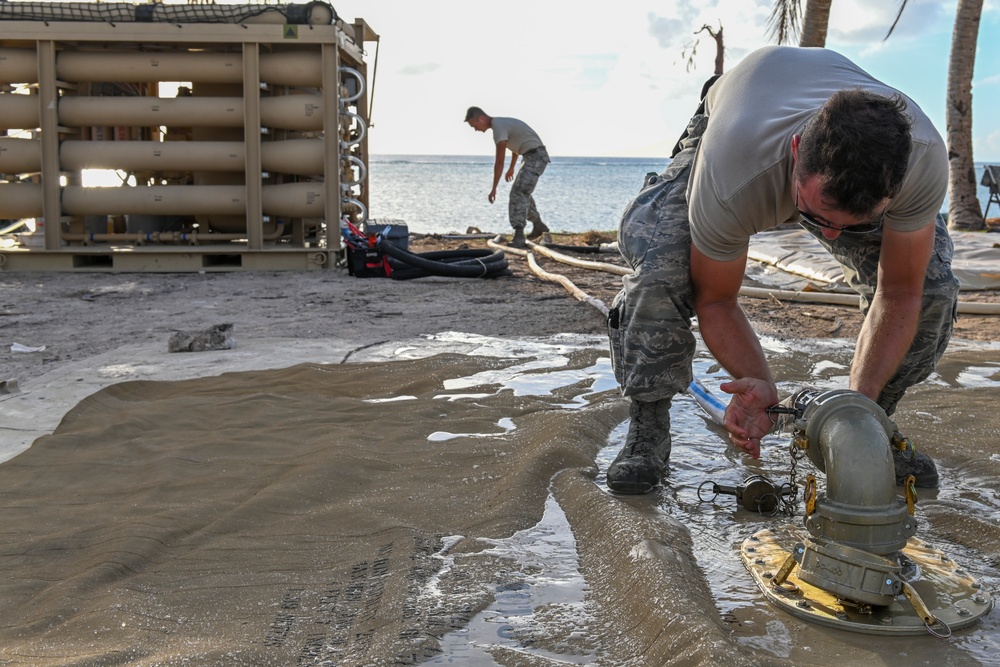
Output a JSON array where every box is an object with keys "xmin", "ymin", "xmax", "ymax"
[
  {"xmin": 607, "ymin": 114, "xmax": 959, "ymax": 416},
  {"xmin": 509, "ymin": 146, "xmax": 549, "ymax": 231}
]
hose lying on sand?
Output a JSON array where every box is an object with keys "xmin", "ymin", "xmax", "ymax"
[
  {"xmin": 494, "ymin": 237, "xmax": 1000, "ymax": 316},
  {"xmin": 381, "ymin": 240, "xmax": 511, "ymax": 280}
]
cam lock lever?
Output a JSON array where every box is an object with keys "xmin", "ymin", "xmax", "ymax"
[{"xmin": 765, "ymin": 404, "xmax": 801, "ymax": 419}]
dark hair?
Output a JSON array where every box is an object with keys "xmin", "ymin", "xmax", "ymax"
[
  {"xmin": 464, "ymin": 106, "xmax": 487, "ymax": 122},
  {"xmin": 796, "ymin": 89, "xmax": 913, "ymax": 217}
]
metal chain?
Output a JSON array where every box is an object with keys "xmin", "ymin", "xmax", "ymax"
[
  {"xmin": 772, "ymin": 443, "xmax": 801, "ymax": 516},
  {"xmin": 777, "ymin": 416, "xmax": 805, "ymax": 517}
]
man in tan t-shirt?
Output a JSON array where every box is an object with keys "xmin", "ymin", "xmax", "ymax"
[
  {"xmin": 605, "ymin": 46, "xmax": 959, "ymax": 494},
  {"xmin": 466, "ymin": 107, "xmax": 550, "ymax": 248}
]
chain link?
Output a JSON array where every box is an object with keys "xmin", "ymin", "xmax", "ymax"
[{"xmin": 777, "ymin": 420, "xmax": 805, "ymax": 517}]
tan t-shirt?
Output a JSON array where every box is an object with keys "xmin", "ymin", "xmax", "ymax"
[
  {"xmin": 490, "ymin": 117, "xmax": 544, "ymax": 156},
  {"xmin": 687, "ymin": 46, "xmax": 948, "ymax": 261}
]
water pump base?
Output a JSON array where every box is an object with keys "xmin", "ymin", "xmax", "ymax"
[{"xmin": 741, "ymin": 526, "xmax": 993, "ymax": 635}]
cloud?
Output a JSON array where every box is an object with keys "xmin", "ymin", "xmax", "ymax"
[
  {"xmin": 647, "ymin": 11, "xmax": 695, "ymax": 50},
  {"xmin": 397, "ymin": 63, "xmax": 440, "ymax": 76},
  {"xmin": 828, "ymin": 0, "xmax": 952, "ymax": 45},
  {"xmin": 976, "ymin": 72, "xmax": 1000, "ymax": 89},
  {"xmin": 535, "ymin": 54, "xmax": 617, "ymax": 93},
  {"xmin": 980, "ymin": 129, "xmax": 1000, "ymax": 158}
]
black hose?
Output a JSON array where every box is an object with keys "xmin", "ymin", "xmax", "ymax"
[
  {"xmin": 379, "ymin": 239, "xmax": 510, "ymax": 280},
  {"xmin": 538, "ymin": 242, "xmax": 604, "ymax": 254},
  {"xmin": 400, "ymin": 248, "xmax": 505, "ymax": 263},
  {"xmin": 388, "ymin": 253, "xmax": 508, "ymax": 271},
  {"xmin": 390, "ymin": 264, "xmax": 512, "ymax": 280},
  {"xmin": 389, "ymin": 250, "xmax": 508, "ymax": 271}
]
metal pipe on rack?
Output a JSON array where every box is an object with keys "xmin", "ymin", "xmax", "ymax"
[{"xmin": 61, "ymin": 222, "xmax": 286, "ymax": 244}]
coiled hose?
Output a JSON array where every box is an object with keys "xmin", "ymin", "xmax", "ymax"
[{"xmin": 380, "ymin": 240, "xmax": 511, "ymax": 280}]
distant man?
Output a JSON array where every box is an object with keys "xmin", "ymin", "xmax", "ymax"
[
  {"xmin": 606, "ymin": 46, "xmax": 958, "ymax": 494},
  {"xmin": 465, "ymin": 107, "xmax": 550, "ymax": 248}
]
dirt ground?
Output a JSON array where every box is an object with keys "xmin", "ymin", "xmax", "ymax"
[{"xmin": 2, "ymin": 232, "xmax": 999, "ymax": 384}]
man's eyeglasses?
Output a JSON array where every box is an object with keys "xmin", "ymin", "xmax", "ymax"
[{"xmin": 795, "ymin": 190, "xmax": 883, "ymax": 235}]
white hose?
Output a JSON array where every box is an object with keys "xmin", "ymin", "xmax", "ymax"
[
  {"xmin": 686, "ymin": 380, "xmax": 727, "ymax": 426},
  {"xmin": 515, "ymin": 239, "xmax": 1000, "ymax": 316},
  {"xmin": 527, "ymin": 241, "xmax": 630, "ymax": 276},
  {"xmin": 341, "ymin": 197, "xmax": 367, "ymax": 225},
  {"xmin": 0, "ymin": 219, "xmax": 28, "ymax": 235},
  {"xmin": 337, "ymin": 67, "xmax": 366, "ymax": 104},
  {"xmin": 339, "ymin": 111, "xmax": 366, "ymax": 148}
]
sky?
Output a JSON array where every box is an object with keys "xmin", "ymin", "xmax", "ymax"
[{"xmin": 335, "ymin": 0, "xmax": 1000, "ymax": 161}]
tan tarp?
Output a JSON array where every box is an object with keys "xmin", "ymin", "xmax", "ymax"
[
  {"xmin": 748, "ymin": 228, "xmax": 1000, "ymax": 291},
  {"xmin": 0, "ymin": 352, "xmax": 763, "ymax": 667}
]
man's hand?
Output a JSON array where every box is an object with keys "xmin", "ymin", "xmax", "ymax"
[
  {"xmin": 505, "ymin": 167, "xmax": 515, "ymax": 182},
  {"xmin": 488, "ymin": 188, "xmax": 497, "ymax": 204},
  {"xmin": 720, "ymin": 377, "xmax": 779, "ymax": 459}
]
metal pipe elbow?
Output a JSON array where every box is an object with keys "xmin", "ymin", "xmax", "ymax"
[
  {"xmin": 795, "ymin": 389, "xmax": 914, "ymax": 554},
  {"xmin": 812, "ymin": 406, "xmax": 896, "ymax": 509}
]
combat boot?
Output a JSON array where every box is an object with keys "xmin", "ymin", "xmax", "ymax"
[
  {"xmin": 606, "ymin": 399, "xmax": 672, "ymax": 494},
  {"xmin": 527, "ymin": 220, "xmax": 549, "ymax": 240},
  {"xmin": 510, "ymin": 227, "xmax": 527, "ymax": 248},
  {"xmin": 891, "ymin": 430, "xmax": 939, "ymax": 488}
]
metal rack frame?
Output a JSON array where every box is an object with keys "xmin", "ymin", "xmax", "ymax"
[{"xmin": 0, "ymin": 15, "xmax": 377, "ymax": 271}]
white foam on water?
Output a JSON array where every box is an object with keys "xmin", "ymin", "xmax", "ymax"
[
  {"xmin": 426, "ymin": 418, "xmax": 516, "ymax": 443},
  {"xmin": 425, "ymin": 493, "xmax": 597, "ymax": 666}
]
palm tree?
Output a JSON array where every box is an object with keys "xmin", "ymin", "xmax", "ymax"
[
  {"xmin": 767, "ymin": 0, "xmax": 829, "ymax": 47},
  {"xmin": 946, "ymin": 0, "xmax": 985, "ymax": 231},
  {"xmin": 768, "ymin": 1, "xmax": 907, "ymax": 48},
  {"xmin": 799, "ymin": 0, "xmax": 831, "ymax": 46}
]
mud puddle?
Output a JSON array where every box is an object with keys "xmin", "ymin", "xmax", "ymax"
[{"xmin": 592, "ymin": 336, "xmax": 1000, "ymax": 665}]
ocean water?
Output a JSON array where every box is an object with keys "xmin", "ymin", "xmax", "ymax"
[
  {"xmin": 367, "ymin": 155, "xmax": 997, "ymax": 236},
  {"xmin": 367, "ymin": 155, "xmax": 664, "ymax": 236}
]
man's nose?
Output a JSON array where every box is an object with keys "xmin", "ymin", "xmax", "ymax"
[{"xmin": 821, "ymin": 227, "xmax": 842, "ymax": 240}]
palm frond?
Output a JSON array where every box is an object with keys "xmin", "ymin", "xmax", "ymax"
[
  {"xmin": 884, "ymin": 0, "xmax": 909, "ymax": 40},
  {"xmin": 767, "ymin": 0, "xmax": 802, "ymax": 44}
]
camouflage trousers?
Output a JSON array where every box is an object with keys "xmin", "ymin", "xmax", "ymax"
[
  {"xmin": 607, "ymin": 114, "xmax": 959, "ymax": 416},
  {"xmin": 509, "ymin": 146, "xmax": 549, "ymax": 231}
]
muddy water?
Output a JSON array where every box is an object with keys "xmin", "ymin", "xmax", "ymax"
[
  {"xmin": 396, "ymin": 333, "xmax": 1000, "ymax": 666},
  {"xmin": 605, "ymin": 340, "xmax": 999, "ymax": 665}
]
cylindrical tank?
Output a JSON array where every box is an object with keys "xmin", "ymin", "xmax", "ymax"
[
  {"xmin": 0, "ymin": 95, "xmax": 326, "ymax": 131},
  {"xmin": 0, "ymin": 47, "xmax": 325, "ymax": 86}
]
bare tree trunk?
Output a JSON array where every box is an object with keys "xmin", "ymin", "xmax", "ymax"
[
  {"xmin": 799, "ymin": 0, "xmax": 831, "ymax": 47},
  {"xmin": 710, "ymin": 25, "xmax": 724, "ymax": 76},
  {"xmin": 947, "ymin": 0, "xmax": 984, "ymax": 231}
]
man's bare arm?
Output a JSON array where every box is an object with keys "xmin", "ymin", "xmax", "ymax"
[
  {"xmin": 489, "ymin": 141, "xmax": 508, "ymax": 203},
  {"xmin": 850, "ymin": 222, "xmax": 935, "ymax": 400},
  {"xmin": 690, "ymin": 244, "xmax": 778, "ymax": 457}
]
